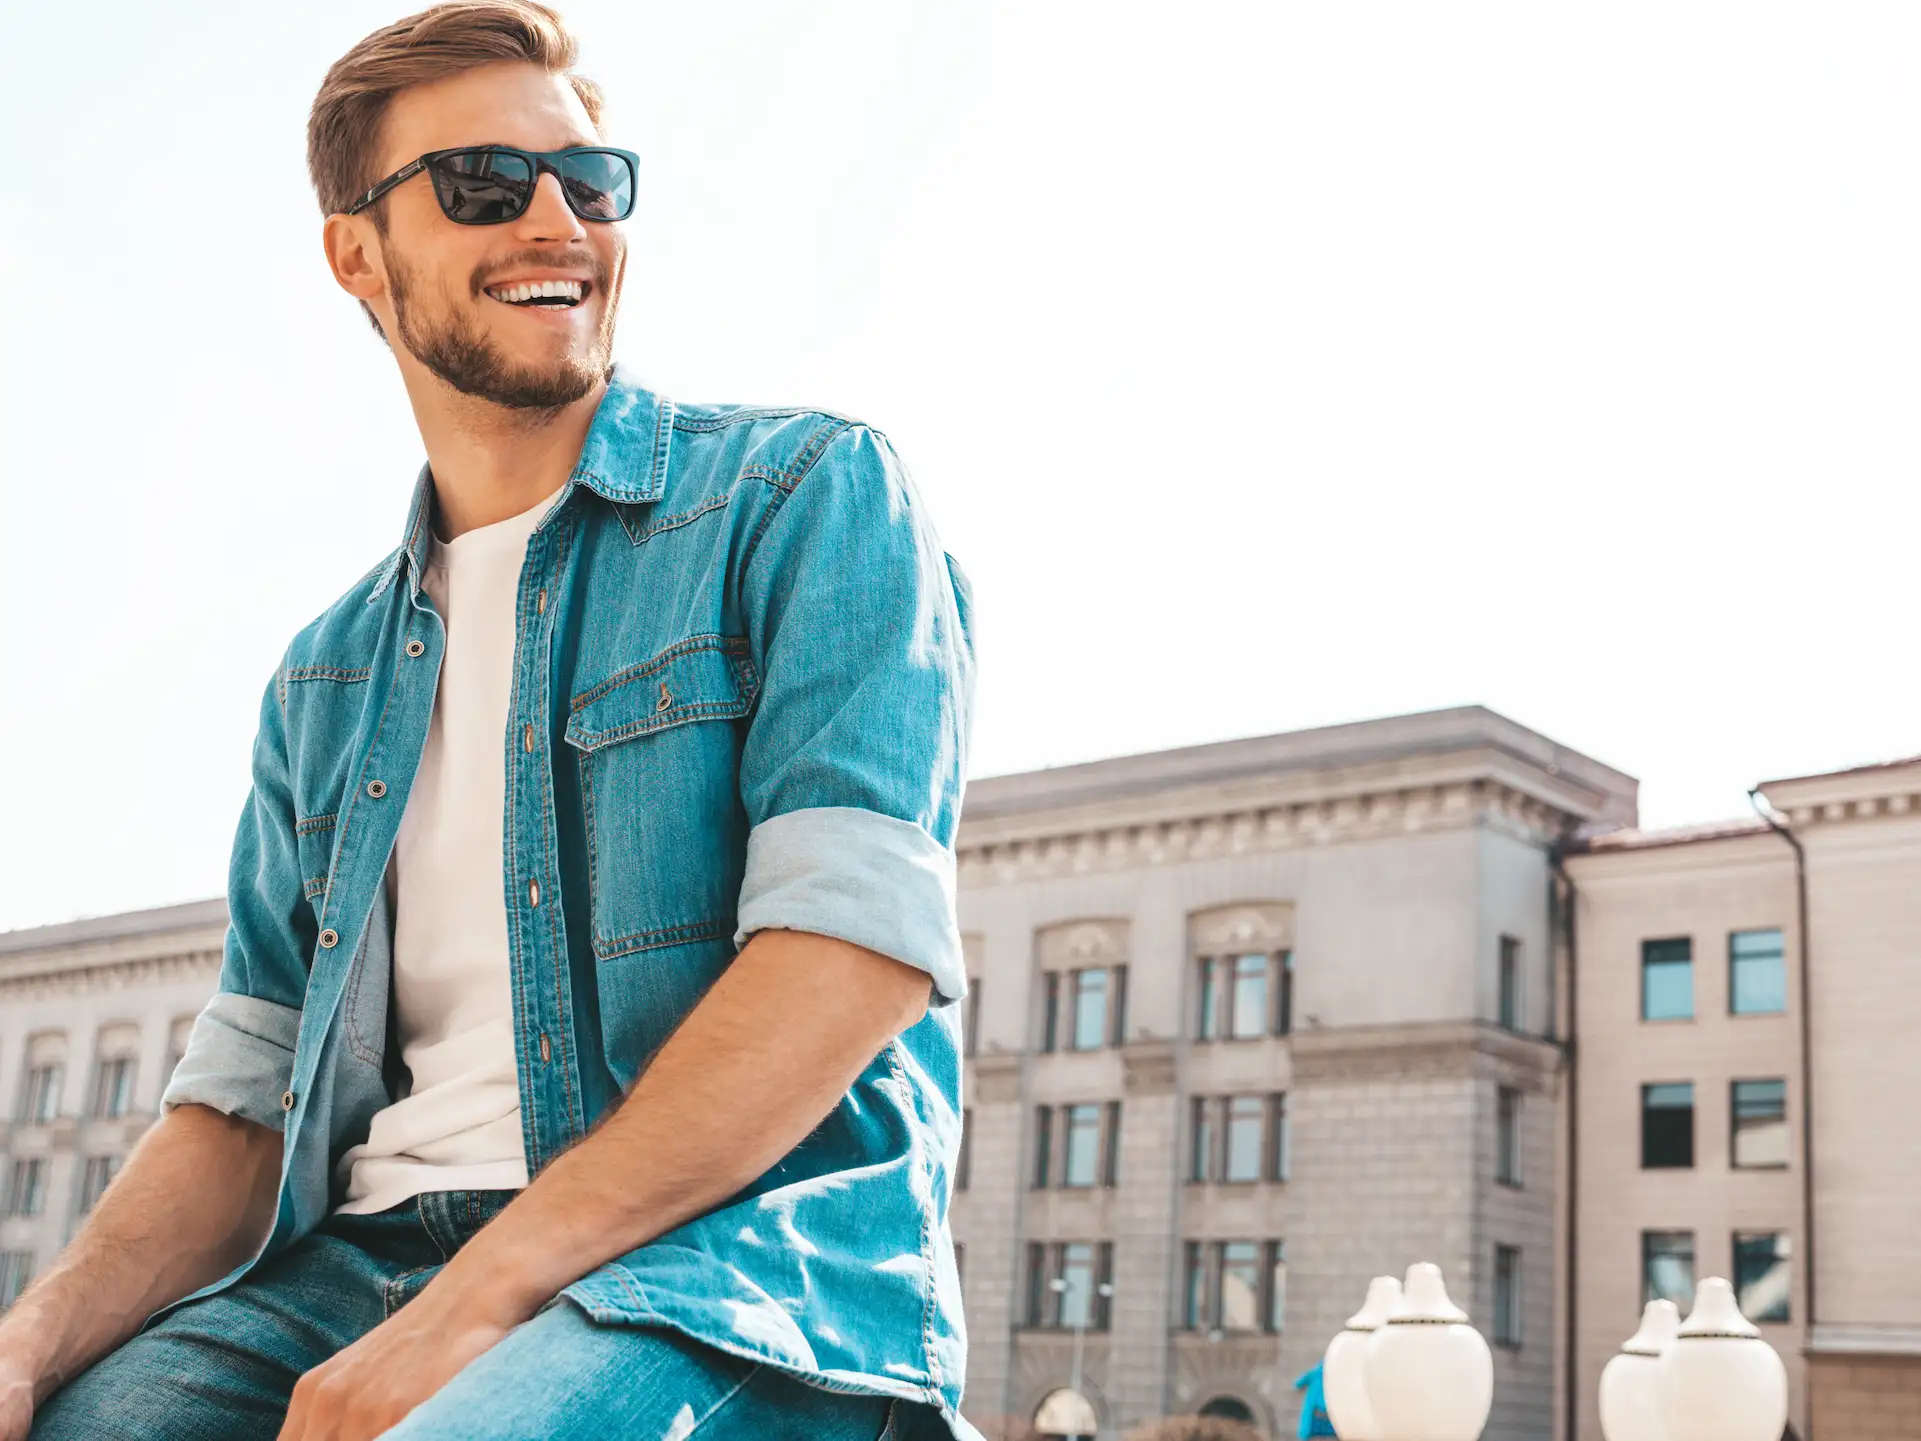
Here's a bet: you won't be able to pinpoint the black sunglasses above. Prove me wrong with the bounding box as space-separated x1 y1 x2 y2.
345 145 639 225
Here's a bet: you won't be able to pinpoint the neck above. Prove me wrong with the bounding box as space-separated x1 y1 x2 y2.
401 363 608 541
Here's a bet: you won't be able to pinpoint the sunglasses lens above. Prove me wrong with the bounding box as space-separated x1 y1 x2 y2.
558 150 635 221
431 150 535 223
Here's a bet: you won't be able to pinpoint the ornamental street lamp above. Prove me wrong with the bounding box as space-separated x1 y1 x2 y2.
1601 1278 1788 1441
1048 1275 1114 1440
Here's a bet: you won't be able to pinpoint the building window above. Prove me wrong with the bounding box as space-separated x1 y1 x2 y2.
1190 1097 1214 1183
1045 966 1127 1052
77 1155 120 1214
1642 1083 1695 1168
1196 952 1292 1041
1031 1106 1053 1188
1268 1093 1291 1183
92 1056 135 1120
1041 972 1060 1053
1729 930 1787 1016
1493 1245 1522 1347
4 1159 46 1218
1070 969 1109 1050
1027 1241 1114 1330
1641 938 1694 1021
1182 1240 1286 1333
1102 1100 1122 1187
956 1109 971 1192
1498 935 1522 1030
1734 1232 1791 1323
0 1252 32 1309
1224 1096 1265 1183
19 1064 61 1125
1063 1104 1103 1187
1731 1079 1789 1170
1497 1087 1522 1186
1643 1231 1696 1310
965 978 981 1058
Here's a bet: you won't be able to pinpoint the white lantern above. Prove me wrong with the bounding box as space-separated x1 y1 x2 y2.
1655 1278 1787 1441
1598 1300 1678 1441
1363 1263 1493 1441
1324 1275 1402 1441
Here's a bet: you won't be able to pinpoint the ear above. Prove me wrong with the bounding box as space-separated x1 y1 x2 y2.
322 212 386 303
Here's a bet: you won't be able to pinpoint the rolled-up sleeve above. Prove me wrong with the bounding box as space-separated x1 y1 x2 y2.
160 662 313 1130
733 423 977 1006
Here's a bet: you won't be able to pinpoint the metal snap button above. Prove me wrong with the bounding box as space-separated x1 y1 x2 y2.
405 639 425 658
281 1090 295 1112
318 928 339 949
656 683 673 712
367 779 387 799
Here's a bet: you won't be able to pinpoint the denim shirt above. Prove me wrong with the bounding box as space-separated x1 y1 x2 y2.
157 366 980 1436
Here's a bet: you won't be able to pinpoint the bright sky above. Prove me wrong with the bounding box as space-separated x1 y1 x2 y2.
3 3 1918 934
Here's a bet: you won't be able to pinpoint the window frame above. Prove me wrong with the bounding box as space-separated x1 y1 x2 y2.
1640 937 1695 1022
1498 934 1522 1031
1496 1085 1523 1187
1493 1244 1522 1348
1642 1229 1697 1310
1732 1230 1792 1324
1640 1081 1696 1170
1062 1103 1103 1188
1730 1078 1789 1171
1728 928 1788 1017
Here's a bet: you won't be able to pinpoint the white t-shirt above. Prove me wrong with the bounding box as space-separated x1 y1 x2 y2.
335 482 565 1216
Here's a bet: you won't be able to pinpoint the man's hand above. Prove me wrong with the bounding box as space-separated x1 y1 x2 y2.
0 1353 36 1441
275 1286 518 1441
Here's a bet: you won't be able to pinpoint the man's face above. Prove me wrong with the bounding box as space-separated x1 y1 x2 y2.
353 61 625 411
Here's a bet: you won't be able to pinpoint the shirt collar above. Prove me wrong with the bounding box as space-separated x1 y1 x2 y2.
369 362 676 604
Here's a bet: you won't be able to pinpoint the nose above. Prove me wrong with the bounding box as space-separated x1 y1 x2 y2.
514 168 585 243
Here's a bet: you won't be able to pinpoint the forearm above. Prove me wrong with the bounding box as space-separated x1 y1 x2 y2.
432 928 929 1323
0 1102 281 1403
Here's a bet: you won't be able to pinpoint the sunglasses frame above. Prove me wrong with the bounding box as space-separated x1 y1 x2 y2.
344 144 640 224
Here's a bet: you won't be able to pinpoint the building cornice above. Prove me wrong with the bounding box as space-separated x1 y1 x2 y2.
1758 758 1921 828
0 949 222 999
958 775 1582 887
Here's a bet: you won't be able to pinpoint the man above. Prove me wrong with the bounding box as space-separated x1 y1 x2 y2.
0 4 976 1438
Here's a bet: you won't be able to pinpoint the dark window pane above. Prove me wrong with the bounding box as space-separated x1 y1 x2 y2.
1734 1232 1792 1323
1642 1083 1695 1168
1041 972 1060 1052
1225 1096 1264 1182
1064 1104 1101 1187
1095 1242 1115 1330
1497 1087 1522 1185
1220 1241 1260 1331
1032 1107 1052 1188
1183 1241 1204 1329
1071 969 1108 1051
965 978 980 1057
1229 954 1267 1039
1499 936 1522 1030
1111 965 1129 1046
1276 951 1294 1036
1642 939 1694 1021
1266 1240 1287 1333
1494 1245 1522 1346
957 1109 971 1192
1267 1093 1290 1183
1732 1079 1789 1169
1025 1243 1046 1325
1197 958 1217 1040
1643 1230 1695 1310
1190 1097 1213 1182
1103 1101 1121 1186
1730 930 1787 1016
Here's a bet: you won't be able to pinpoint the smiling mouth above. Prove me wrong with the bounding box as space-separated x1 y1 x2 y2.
484 279 592 309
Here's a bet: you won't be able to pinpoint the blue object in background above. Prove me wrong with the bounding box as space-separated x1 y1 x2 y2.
1293 1361 1338 1438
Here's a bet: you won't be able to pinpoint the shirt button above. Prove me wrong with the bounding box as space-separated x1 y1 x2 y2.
405 639 425 658
318 928 339 949
281 1090 296 1112
367 779 387 798
528 879 541 907
536 589 547 613
523 723 535 753
539 1032 552 1064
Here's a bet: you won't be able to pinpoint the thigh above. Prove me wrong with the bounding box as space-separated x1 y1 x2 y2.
386 1299 897 1441
29 1223 395 1441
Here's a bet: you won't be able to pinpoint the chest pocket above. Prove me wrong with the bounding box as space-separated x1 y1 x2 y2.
564 635 759 962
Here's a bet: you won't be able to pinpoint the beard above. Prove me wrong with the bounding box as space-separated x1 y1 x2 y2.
385 243 617 413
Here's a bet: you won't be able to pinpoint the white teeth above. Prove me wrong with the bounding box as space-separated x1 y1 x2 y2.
488 279 585 304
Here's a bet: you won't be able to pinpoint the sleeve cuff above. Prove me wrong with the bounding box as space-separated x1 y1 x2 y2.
735 805 968 1008
160 991 302 1132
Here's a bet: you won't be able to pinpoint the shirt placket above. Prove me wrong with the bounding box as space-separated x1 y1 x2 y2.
507 504 585 1171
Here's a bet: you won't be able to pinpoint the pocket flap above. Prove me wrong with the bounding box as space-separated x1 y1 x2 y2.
565 635 758 751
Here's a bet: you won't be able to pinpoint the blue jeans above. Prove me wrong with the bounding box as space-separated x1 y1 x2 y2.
31 1190 915 1440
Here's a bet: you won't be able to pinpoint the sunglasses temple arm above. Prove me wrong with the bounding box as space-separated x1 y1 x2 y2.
348 157 428 216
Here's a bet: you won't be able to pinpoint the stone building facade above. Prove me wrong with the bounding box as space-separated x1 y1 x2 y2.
1 709 1915 1441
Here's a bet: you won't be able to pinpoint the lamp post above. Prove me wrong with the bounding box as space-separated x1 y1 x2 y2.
1598 1278 1787 1441
1048 1275 1113 1440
